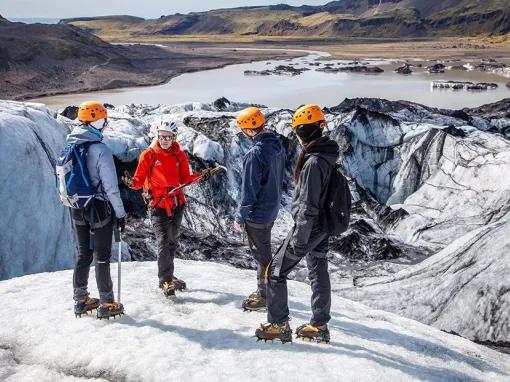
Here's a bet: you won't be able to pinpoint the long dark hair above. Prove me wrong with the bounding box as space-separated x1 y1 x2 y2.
293 145 308 184
293 123 323 183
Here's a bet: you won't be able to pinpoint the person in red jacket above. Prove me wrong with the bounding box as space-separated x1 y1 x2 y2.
123 120 211 299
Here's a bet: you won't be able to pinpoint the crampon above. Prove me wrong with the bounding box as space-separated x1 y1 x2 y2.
172 276 187 292
160 281 176 300
242 291 266 312
295 323 330 344
74 297 99 318
96 302 124 320
255 322 292 344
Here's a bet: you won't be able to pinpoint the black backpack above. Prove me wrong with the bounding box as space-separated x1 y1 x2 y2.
319 163 352 235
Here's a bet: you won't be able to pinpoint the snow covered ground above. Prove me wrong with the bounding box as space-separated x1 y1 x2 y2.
0 260 509 382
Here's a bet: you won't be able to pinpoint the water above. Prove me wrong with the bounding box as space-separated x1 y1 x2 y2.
9 18 61 24
33 51 510 110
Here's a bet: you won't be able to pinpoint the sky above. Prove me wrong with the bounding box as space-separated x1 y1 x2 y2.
2 0 330 19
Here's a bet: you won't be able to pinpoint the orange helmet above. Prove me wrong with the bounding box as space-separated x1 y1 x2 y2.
292 104 325 128
77 101 108 123
237 107 265 129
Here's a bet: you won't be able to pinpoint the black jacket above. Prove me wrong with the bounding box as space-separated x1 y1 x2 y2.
292 136 339 254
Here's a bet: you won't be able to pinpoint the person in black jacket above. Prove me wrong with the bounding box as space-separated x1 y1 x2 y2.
255 104 339 344
235 107 285 311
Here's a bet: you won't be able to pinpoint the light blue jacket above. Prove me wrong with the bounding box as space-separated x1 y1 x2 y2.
67 126 126 219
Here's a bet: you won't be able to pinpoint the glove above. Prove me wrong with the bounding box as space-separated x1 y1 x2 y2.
121 170 134 188
201 168 213 181
117 217 126 233
234 222 245 232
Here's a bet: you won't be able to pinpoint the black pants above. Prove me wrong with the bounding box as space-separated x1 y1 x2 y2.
73 216 114 303
245 221 274 300
266 230 331 326
151 205 184 286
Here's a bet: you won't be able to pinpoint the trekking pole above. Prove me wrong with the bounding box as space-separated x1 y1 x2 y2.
114 224 122 304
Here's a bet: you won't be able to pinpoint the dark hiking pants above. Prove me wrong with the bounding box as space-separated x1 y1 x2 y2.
245 221 274 300
266 229 331 326
151 205 184 286
73 216 114 303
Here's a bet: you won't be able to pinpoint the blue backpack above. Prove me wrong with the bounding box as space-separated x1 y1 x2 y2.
56 142 97 209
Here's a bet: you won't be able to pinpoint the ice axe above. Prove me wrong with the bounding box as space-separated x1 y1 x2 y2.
167 164 227 195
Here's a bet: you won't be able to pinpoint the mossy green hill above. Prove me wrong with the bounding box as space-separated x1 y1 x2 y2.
61 0 510 39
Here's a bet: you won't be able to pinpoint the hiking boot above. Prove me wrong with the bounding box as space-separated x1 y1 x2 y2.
96 302 124 320
295 323 330 344
172 276 187 291
74 297 99 317
255 322 292 343
160 281 176 300
242 291 266 312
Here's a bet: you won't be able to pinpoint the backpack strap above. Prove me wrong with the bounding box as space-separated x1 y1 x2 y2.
313 154 336 209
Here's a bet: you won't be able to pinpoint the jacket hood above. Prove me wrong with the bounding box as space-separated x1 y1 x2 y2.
304 136 339 166
254 130 283 157
67 126 103 145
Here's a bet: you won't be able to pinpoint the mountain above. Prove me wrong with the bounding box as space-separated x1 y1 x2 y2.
0 22 278 101
0 22 178 99
61 0 510 39
0 15 9 24
0 259 509 380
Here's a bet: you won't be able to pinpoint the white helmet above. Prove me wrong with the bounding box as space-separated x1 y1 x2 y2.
158 120 178 135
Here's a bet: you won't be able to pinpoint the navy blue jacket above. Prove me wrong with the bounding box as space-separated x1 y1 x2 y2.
235 131 285 225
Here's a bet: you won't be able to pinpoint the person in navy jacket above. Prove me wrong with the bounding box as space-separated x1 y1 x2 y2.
235 107 285 311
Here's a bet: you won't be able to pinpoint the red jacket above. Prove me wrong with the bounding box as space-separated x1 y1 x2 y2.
132 142 200 216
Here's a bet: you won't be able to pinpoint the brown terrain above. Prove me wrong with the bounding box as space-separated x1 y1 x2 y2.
1 0 510 100
62 0 510 40
0 19 302 100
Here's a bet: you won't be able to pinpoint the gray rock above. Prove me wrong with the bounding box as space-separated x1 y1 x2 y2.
340 216 510 343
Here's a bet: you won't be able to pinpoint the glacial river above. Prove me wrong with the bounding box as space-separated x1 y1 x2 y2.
33 49 509 110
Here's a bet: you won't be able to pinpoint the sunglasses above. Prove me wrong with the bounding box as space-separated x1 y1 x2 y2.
158 134 176 141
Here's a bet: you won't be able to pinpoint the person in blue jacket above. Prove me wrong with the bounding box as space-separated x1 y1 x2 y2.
235 107 285 311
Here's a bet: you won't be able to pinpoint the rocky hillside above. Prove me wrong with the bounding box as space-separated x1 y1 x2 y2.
0 22 179 99
62 0 510 39
0 21 295 100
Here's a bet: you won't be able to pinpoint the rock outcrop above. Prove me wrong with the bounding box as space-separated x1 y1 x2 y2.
316 66 384 74
395 63 412 75
427 63 446 73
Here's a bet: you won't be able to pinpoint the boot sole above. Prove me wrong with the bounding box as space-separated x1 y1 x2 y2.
256 337 292 344
296 334 330 344
243 306 267 312
97 312 125 320
74 307 99 318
